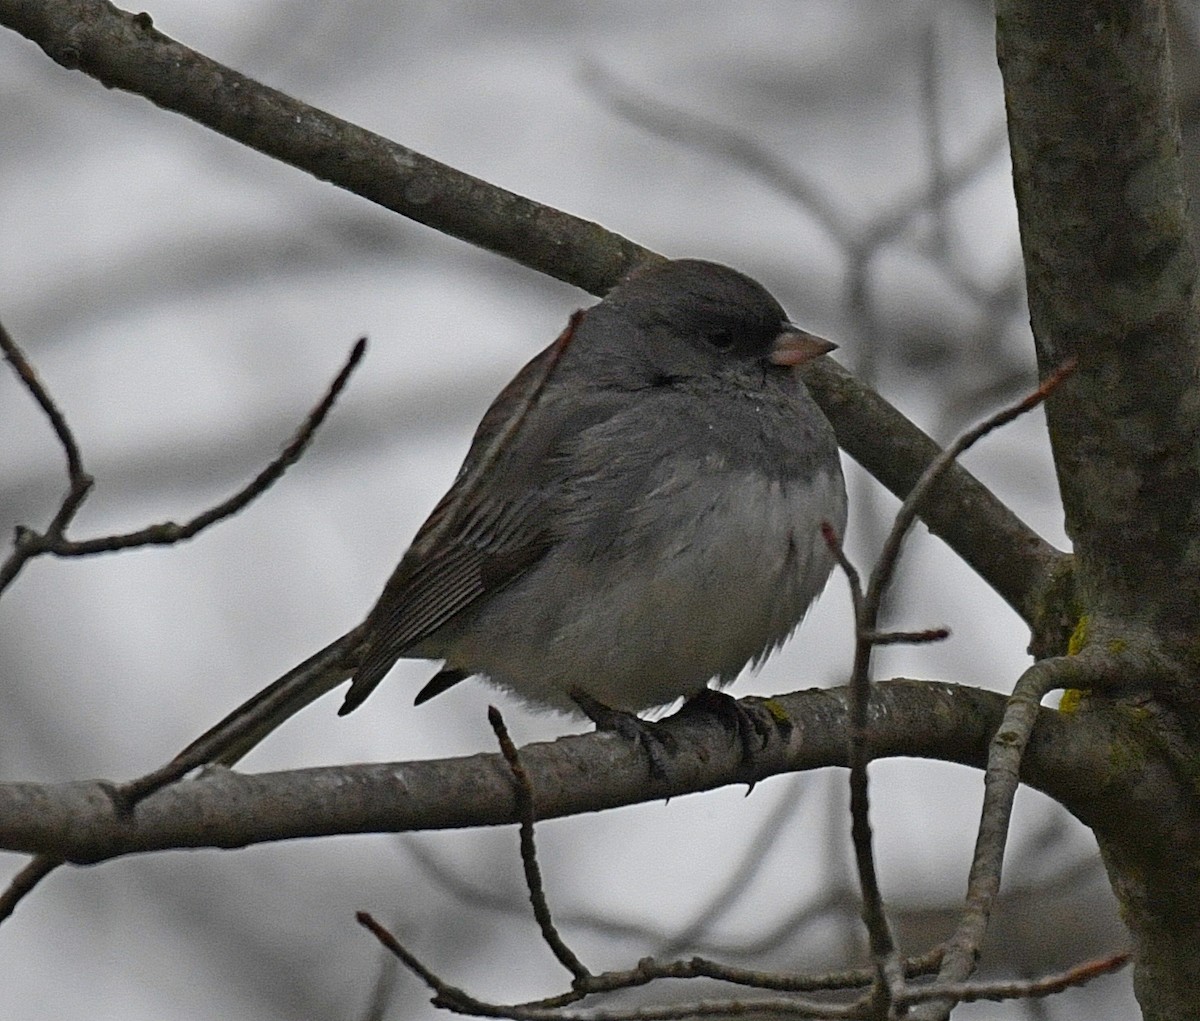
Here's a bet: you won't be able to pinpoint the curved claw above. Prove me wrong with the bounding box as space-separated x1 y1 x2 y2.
570 689 676 780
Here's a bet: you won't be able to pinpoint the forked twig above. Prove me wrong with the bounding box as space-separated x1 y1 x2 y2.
2 333 366 597
866 356 1078 616
35 338 366 557
821 357 1080 1016
821 523 906 1011
0 321 92 593
360 713 947 1018
1 337 369 835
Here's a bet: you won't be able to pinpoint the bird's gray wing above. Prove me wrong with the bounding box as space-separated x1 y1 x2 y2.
341 329 629 714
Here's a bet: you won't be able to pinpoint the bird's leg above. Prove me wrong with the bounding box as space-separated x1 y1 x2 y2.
570 688 676 780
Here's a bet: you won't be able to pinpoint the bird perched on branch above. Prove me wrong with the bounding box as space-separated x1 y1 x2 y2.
184 258 846 771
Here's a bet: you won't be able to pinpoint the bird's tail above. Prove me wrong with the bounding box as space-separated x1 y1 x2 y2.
174 624 369 768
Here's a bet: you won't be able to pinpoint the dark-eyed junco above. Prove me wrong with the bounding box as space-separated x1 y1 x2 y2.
188 258 846 766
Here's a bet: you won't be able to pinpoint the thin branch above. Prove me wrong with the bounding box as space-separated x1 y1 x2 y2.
818 360 1080 1017
865 356 1077 623
0 855 60 924
4 337 369 813
0 321 84 478
897 950 1130 1007
649 950 943 995
34 337 367 558
821 524 904 1014
0 0 651 296
860 628 949 646
906 654 1100 1021
389 917 903 1021
0 680 1099 863
0 321 93 594
356 912 500 1016
488 706 592 985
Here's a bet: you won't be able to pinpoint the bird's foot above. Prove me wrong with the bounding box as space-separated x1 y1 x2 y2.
678 688 792 767
570 688 676 780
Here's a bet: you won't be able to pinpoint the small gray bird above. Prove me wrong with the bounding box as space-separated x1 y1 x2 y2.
186 258 846 766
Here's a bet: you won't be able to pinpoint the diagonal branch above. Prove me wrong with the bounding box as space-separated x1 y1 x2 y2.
0 0 651 296
804 357 1070 639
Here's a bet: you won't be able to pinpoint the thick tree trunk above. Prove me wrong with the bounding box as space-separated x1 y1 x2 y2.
997 2 1200 1017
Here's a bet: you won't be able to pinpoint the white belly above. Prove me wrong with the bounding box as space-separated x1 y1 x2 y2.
438 466 846 714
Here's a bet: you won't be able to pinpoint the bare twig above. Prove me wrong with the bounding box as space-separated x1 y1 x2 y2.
898 949 1130 1008
356 912 499 1016
852 360 1084 1021
818 359 1080 1016
488 706 592 985
820 523 905 1013
358 710 961 1019
4 333 364 613
43 340 370 811
860 628 949 646
907 653 1104 1021
866 356 1078 618
647 950 943 995
0 321 92 594
30 338 367 558
0 321 84 479
0 855 61 925
359 906 876 1019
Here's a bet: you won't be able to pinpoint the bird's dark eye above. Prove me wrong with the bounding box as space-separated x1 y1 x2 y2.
710 330 736 351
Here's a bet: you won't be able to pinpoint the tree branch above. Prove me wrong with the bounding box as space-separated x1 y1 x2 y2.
0 0 651 296
0 680 1185 867
804 358 1070 644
